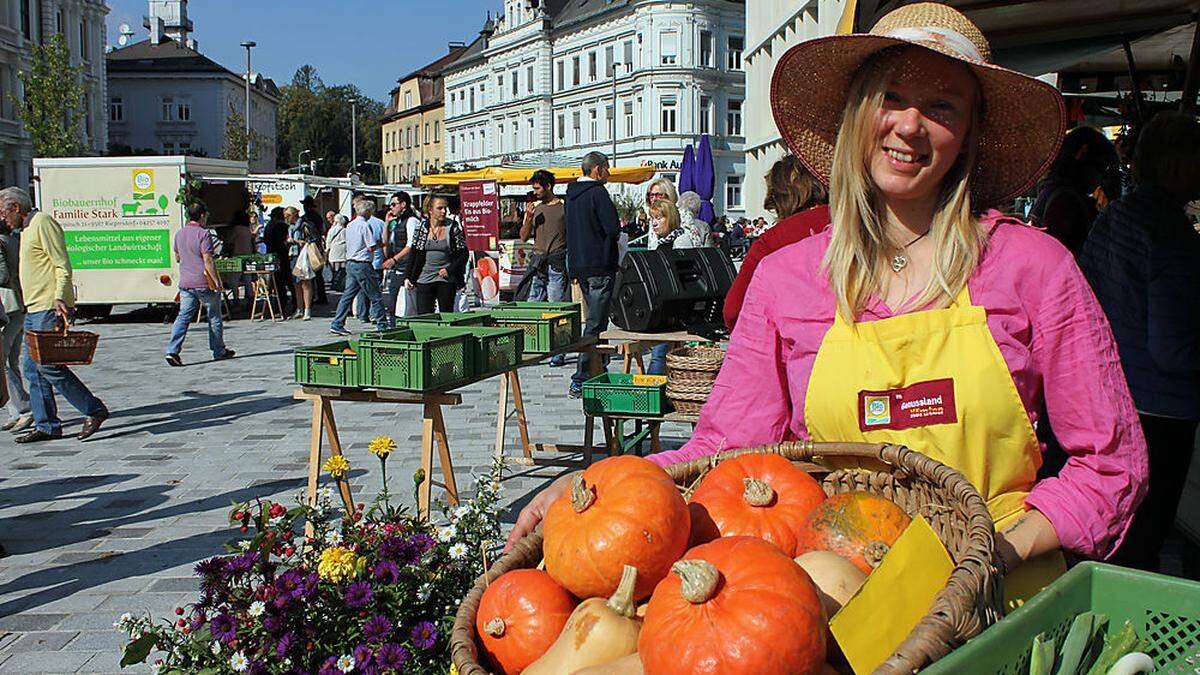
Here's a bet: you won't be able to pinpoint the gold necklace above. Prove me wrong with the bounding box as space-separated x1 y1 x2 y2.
890 230 931 273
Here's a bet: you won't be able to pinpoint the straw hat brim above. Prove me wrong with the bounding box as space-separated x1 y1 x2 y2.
770 34 1066 207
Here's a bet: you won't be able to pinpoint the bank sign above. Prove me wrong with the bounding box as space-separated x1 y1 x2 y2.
45 166 179 270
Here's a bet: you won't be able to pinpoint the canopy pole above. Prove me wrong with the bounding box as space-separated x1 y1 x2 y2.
1122 38 1146 126
1179 17 1200 114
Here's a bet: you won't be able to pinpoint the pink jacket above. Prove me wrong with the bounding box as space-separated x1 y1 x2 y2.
651 212 1148 559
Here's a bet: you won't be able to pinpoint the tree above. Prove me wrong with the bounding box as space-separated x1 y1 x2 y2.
222 107 262 164
275 65 384 176
13 33 86 157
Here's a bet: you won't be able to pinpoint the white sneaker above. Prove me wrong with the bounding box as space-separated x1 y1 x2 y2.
302 310 311 321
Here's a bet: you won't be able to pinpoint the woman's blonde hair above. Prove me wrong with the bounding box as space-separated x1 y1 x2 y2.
648 199 681 233
823 48 985 320
645 177 679 206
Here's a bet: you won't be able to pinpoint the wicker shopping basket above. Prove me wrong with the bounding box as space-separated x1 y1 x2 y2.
25 321 99 366
451 441 1001 675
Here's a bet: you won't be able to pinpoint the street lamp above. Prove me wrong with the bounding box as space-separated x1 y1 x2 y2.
358 161 384 184
298 149 312 174
240 41 256 166
349 97 359 171
610 61 623 167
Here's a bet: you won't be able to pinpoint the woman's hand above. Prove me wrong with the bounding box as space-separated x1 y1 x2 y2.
404 279 414 289
504 471 578 551
382 257 396 270
437 268 449 279
994 509 1060 574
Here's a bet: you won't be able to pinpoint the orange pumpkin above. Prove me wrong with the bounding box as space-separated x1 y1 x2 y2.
475 569 578 674
688 453 826 555
795 491 911 573
640 537 826 674
542 456 690 600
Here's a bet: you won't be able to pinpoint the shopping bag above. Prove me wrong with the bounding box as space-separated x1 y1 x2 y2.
306 242 326 271
293 246 314 280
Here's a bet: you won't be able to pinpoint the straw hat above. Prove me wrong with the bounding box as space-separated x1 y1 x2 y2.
770 2 1066 207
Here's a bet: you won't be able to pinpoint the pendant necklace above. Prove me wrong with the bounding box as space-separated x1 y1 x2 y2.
890 230 931 273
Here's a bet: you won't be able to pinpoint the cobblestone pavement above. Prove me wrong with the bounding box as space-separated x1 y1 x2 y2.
0 303 692 673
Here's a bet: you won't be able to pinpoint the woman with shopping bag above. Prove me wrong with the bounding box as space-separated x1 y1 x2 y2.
286 206 324 321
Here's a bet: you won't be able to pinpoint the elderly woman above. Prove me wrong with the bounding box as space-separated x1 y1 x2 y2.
676 191 714 247
643 177 679 248
507 3 1148 607
645 199 704 374
325 213 349 291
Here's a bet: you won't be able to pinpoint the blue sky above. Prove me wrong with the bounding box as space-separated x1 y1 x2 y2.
104 0 497 101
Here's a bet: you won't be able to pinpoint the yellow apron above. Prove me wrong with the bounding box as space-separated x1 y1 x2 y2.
803 286 1063 608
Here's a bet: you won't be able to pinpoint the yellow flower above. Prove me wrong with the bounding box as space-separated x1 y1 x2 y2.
449 664 459 675
317 546 359 583
368 436 396 460
322 455 350 479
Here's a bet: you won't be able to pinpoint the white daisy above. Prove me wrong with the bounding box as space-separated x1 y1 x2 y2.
452 505 471 520
336 654 356 672
437 525 457 543
113 612 132 629
247 601 265 617
448 542 469 559
229 651 249 672
211 641 221 655
325 530 342 545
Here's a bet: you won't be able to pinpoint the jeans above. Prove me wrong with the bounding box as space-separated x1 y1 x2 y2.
355 268 384 320
22 310 107 435
166 288 228 358
415 282 456 314
572 275 614 386
648 343 670 375
332 261 390 332
527 258 569 303
1 310 29 419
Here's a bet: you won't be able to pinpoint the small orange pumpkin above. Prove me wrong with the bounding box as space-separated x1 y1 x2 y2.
795 491 911 573
688 453 826 555
475 569 578 674
542 456 690 600
640 536 827 674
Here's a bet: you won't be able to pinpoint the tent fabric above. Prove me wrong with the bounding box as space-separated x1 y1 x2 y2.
419 165 656 186
694 134 716 224
679 145 696 194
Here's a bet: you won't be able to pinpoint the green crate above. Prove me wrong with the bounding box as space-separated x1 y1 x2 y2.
489 308 580 353
494 301 581 313
400 312 494 327
214 257 243 274
358 325 473 391
465 326 524 377
581 373 669 416
294 341 361 388
926 562 1200 674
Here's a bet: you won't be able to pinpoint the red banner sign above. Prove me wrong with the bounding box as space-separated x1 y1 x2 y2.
458 179 500 252
857 378 958 432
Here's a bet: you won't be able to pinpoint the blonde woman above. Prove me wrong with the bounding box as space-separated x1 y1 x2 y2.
507 3 1147 605
643 176 678 248
645 198 700 374
285 206 318 320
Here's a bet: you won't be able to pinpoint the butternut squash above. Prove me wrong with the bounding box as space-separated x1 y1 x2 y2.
571 653 644 674
794 551 867 619
523 565 642 675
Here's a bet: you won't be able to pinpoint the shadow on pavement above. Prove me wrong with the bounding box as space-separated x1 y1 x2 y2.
95 389 299 438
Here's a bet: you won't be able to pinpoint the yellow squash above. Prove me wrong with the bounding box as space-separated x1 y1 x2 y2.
523 565 642 675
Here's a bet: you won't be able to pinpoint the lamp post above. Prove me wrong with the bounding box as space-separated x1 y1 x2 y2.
239 41 256 166
298 149 312 174
610 61 623 166
350 99 358 172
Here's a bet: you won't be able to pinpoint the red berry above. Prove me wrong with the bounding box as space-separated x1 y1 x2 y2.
181 626 190 634
240 526 248 533
234 511 244 520
174 607 183 615
356 502 364 510
284 546 295 556
266 532 275 539
176 618 186 627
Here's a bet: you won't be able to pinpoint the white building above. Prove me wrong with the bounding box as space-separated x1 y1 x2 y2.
105 0 279 171
443 0 747 217
0 0 109 188
744 0 846 220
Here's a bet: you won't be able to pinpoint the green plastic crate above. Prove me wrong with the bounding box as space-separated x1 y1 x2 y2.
214 257 243 274
926 562 1200 674
358 325 473 391
465 326 524 377
494 301 581 313
489 308 580 353
294 341 360 388
400 312 494 327
581 373 669 416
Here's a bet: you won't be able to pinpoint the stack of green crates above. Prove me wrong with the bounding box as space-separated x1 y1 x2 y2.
488 308 580 353
494 301 580 312
581 373 669 416
358 325 473 391
214 257 243 274
400 312 494 327
465 326 524 377
295 340 361 387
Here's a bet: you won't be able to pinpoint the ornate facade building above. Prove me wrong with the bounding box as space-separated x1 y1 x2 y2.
381 44 467 184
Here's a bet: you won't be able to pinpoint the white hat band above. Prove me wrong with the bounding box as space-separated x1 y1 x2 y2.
883 26 985 62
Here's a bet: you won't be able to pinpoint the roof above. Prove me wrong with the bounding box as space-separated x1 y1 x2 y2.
107 37 280 97
445 32 489 71
550 0 629 29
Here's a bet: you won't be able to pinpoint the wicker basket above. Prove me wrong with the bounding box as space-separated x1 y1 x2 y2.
451 441 1001 675
664 380 712 415
664 344 724 383
25 324 99 366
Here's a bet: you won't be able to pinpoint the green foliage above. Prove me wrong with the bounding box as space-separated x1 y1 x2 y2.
222 107 263 164
13 33 85 158
275 64 384 176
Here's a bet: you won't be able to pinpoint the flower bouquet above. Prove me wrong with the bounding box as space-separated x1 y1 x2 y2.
118 437 504 674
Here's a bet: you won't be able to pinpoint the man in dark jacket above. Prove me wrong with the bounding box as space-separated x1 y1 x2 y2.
565 151 618 398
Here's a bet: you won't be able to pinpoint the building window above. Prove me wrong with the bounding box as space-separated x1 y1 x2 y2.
160 97 174 121
469 88 475 112
699 95 711 134
556 113 565 141
623 40 633 72
556 60 564 91
480 129 486 155
425 122 430 144
727 99 743 135
450 134 456 155
660 96 677 133
497 74 504 100
605 104 614 141
572 110 581 144
528 117 535 147
660 31 678 66
571 56 580 86
434 121 440 141
55 9 62 33
727 36 744 70
605 45 615 77
624 101 633 136
512 121 519 150
588 109 597 140
407 127 413 147
726 176 742 208
700 30 713 67
109 96 123 122
20 0 31 40
162 142 176 155
79 19 88 60
526 65 534 93
404 91 412 109
498 124 505 152
176 99 191 121
588 51 597 82
511 70 518 97
179 141 191 154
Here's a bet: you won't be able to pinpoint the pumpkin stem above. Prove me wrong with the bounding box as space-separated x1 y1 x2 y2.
570 474 595 513
483 617 506 637
865 540 890 568
606 565 639 618
742 477 775 507
672 559 720 604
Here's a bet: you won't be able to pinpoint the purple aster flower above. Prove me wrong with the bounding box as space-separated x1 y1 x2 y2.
409 533 435 554
210 612 238 644
344 581 374 608
353 643 373 665
372 560 401 584
262 612 284 635
275 632 298 659
226 551 260 575
376 643 410 669
194 556 227 581
295 572 319 598
274 569 303 595
317 656 343 675
361 615 392 642
378 536 408 560
410 621 437 650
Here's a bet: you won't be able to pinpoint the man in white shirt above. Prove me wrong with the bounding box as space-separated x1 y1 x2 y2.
330 199 390 335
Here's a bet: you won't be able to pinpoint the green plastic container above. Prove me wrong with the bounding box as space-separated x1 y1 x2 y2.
494 301 581 313
214 257 243 274
926 562 1200 674
358 325 473 391
489 308 580 353
466 326 524 377
581 373 669 416
294 341 361 388
400 312 493 327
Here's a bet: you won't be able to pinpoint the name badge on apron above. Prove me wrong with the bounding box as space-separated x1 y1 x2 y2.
858 378 957 432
